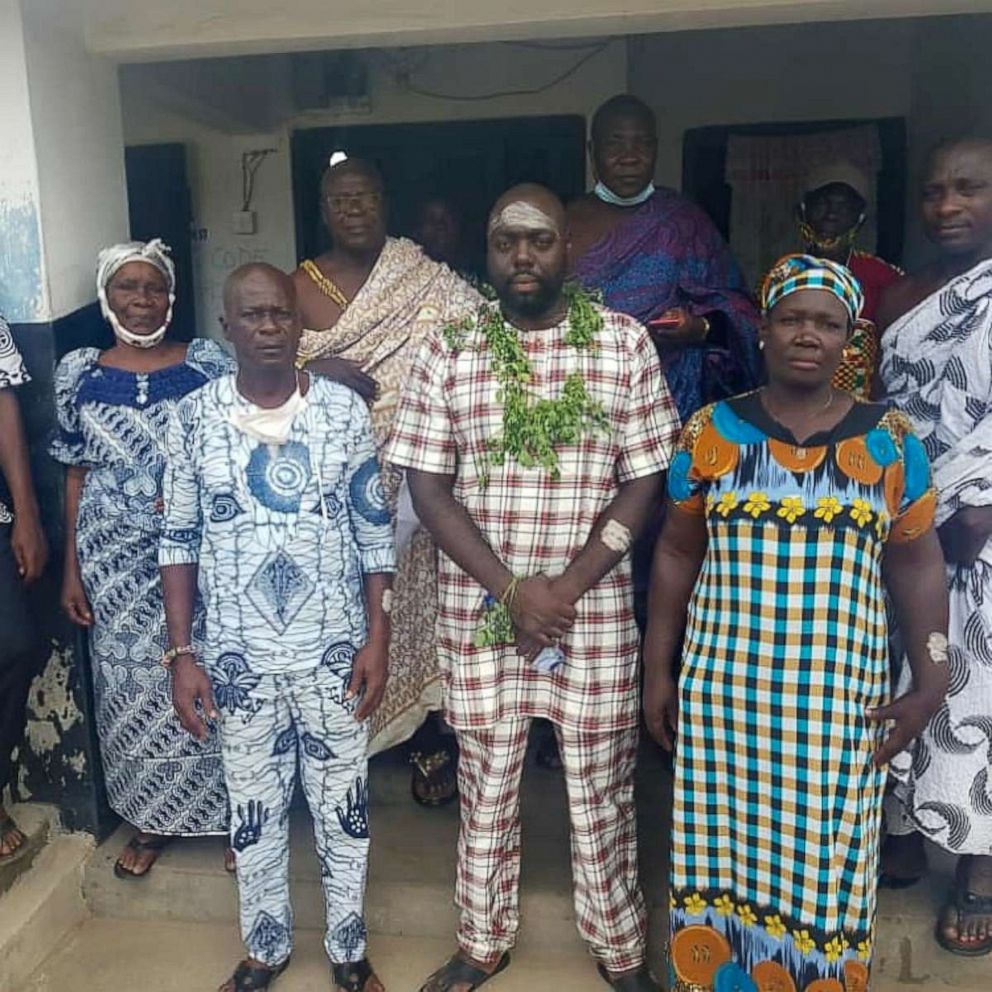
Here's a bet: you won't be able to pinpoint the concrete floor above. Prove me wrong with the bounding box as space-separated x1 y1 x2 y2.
13 738 992 991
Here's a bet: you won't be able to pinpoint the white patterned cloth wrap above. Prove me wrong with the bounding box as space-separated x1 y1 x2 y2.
882 257 992 855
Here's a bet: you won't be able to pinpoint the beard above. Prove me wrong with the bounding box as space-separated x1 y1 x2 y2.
499 275 563 320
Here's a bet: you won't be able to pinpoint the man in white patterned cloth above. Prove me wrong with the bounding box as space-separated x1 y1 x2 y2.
386 184 680 992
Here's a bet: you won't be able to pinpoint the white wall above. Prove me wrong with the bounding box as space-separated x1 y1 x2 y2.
121 39 627 337
0 0 45 322
22 8 129 320
629 20 916 188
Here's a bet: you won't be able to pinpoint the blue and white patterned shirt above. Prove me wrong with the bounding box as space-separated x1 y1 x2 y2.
160 375 396 677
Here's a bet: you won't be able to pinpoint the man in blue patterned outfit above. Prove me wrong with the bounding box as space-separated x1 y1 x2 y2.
160 263 395 992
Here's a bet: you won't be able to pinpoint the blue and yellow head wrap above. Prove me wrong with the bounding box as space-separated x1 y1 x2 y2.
760 253 864 325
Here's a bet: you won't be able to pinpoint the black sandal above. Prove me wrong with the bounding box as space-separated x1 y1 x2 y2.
935 887 992 957
219 957 290 991
0 812 26 859
418 952 510 991
113 833 173 879
411 746 458 807
596 964 662 991
332 958 382 991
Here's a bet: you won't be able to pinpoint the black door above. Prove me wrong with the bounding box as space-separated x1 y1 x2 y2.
124 143 196 341
291 116 586 278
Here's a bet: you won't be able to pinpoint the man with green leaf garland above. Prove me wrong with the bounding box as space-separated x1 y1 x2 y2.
386 184 678 992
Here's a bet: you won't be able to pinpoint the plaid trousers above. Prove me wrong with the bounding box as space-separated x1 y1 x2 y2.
454 717 645 972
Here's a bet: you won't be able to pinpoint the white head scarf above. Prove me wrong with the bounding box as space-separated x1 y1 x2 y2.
96 238 176 348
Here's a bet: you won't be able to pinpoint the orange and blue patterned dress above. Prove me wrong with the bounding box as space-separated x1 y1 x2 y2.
666 392 935 992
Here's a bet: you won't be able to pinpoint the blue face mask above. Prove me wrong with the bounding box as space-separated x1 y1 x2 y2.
593 181 655 208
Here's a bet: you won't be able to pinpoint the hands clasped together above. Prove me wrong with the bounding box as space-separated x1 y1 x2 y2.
507 574 577 664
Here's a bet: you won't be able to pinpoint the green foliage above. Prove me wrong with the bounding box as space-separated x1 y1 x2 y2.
476 284 608 484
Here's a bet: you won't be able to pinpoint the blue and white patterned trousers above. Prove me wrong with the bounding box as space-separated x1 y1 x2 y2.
214 663 370 967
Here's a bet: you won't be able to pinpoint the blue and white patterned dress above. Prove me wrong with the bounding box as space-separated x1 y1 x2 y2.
51 338 233 835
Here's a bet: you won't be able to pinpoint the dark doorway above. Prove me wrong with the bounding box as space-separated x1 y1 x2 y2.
682 117 907 270
125 143 196 340
290 116 586 278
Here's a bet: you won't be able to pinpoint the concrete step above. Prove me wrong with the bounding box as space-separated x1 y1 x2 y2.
0 804 56 898
82 745 625 948
15 915 992 992
16 918 613 992
0 818 94 992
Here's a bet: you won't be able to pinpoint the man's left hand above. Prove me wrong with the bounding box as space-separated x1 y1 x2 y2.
649 308 710 348
348 640 389 721
11 512 48 584
938 506 992 566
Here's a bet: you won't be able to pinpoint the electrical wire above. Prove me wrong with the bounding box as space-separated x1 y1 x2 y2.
241 148 277 211
400 42 608 103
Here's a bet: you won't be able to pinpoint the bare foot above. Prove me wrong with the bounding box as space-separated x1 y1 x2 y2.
938 855 992 952
0 806 26 858
224 846 236 873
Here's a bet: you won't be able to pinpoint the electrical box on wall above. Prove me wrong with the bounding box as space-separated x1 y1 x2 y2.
232 210 257 235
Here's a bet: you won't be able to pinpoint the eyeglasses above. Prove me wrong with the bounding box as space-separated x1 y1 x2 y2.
325 192 382 215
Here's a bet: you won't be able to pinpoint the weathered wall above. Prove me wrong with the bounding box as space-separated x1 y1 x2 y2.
628 19 916 189
120 39 627 337
1 0 128 834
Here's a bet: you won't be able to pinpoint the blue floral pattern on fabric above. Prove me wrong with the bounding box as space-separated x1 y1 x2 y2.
212 652 262 716
245 551 316 634
271 725 297 756
330 913 368 961
246 441 312 513
247 911 291 963
46 338 233 836
301 732 336 761
348 455 390 525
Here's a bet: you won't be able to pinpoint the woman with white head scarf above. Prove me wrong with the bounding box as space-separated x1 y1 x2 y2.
51 239 234 878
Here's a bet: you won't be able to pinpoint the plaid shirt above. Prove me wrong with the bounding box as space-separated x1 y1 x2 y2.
385 304 679 731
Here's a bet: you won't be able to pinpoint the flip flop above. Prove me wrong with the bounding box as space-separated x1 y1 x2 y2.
332 958 384 991
596 963 662 991
219 957 291 991
113 833 173 880
935 887 992 957
418 952 510 991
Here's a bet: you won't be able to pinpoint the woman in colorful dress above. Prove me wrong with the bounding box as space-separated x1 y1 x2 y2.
53 240 232 878
643 255 949 991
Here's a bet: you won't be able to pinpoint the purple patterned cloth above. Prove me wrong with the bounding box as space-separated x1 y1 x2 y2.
572 188 760 422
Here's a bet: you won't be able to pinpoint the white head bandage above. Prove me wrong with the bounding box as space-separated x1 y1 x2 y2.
96 238 176 349
601 519 632 553
488 201 559 238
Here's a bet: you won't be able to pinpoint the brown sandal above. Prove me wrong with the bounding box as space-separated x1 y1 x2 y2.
113 833 172 879
418 952 510 991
